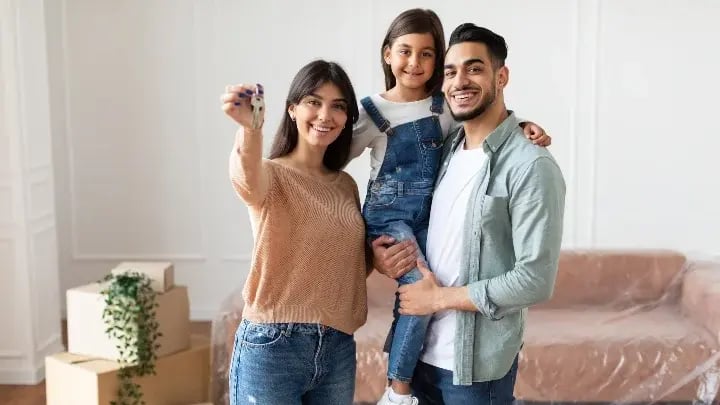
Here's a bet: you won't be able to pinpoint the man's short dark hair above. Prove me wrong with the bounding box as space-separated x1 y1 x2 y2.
448 23 508 69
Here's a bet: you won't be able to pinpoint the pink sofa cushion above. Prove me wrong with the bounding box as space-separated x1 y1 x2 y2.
538 250 687 309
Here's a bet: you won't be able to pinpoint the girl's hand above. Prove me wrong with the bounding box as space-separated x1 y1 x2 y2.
221 83 264 129
522 121 552 147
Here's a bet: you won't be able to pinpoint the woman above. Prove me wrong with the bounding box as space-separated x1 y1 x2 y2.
221 60 371 404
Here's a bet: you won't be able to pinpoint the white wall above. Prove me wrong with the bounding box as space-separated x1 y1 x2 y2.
0 0 64 384
46 0 720 320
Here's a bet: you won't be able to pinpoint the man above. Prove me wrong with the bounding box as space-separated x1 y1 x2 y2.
374 23 566 403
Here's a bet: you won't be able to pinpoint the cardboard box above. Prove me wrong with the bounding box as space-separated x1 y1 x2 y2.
46 336 210 405
111 261 175 292
67 283 190 361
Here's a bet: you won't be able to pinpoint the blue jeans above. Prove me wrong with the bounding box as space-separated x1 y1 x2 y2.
228 319 356 405
368 221 432 383
410 356 519 404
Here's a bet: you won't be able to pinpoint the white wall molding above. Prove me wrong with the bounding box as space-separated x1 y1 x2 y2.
67 200 209 262
35 333 65 362
72 253 207 262
0 365 46 385
221 255 252 262
25 164 51 177
0 351 25 359
27 170 53 220
0 185 13 226
28 213 56 234
34 333 62 355
569 0 601 247
0 0 63 385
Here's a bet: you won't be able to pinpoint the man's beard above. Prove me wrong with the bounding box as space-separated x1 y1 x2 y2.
449 83 496 122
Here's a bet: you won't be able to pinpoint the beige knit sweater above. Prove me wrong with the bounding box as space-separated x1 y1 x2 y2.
229 131 368 334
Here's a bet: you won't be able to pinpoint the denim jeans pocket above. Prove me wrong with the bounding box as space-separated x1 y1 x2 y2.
366 191 396 208
365 182 397 209
239 320 285 348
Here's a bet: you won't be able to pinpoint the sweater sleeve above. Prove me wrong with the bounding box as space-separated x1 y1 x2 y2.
229 128 271 206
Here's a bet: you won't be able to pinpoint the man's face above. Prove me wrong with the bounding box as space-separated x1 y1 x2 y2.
442 42 507 122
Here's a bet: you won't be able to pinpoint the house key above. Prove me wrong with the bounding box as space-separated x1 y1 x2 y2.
250 84 264 129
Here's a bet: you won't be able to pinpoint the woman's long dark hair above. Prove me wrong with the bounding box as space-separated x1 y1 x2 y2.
269 60 359 171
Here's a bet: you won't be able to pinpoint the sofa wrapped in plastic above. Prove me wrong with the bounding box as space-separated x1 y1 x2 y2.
210 250 720 404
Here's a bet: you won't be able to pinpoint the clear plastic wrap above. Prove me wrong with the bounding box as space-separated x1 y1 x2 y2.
209 285 245 405
211 251 720 404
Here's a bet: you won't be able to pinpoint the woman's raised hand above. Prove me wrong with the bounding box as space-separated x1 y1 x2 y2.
221 83 264 129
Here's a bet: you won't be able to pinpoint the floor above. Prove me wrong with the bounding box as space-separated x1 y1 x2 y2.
0 321 211 405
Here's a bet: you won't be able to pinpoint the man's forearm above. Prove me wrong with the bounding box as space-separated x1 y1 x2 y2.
437 286 479 312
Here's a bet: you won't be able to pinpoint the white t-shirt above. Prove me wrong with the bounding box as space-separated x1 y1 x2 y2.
420 141 488 370
349 94 460 180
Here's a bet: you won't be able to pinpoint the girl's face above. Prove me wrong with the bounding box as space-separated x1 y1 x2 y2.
288 82 349 150
384 32 436 92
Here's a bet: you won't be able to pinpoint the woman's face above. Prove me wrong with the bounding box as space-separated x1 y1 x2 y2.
289 82 349 150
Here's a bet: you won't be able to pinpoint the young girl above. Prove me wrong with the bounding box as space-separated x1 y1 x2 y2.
347 9 551 405
223 60 370 404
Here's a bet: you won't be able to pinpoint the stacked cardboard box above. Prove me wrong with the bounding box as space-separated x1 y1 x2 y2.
46 262 210 405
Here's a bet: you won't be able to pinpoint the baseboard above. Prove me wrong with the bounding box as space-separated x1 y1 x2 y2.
0 337 64 384
0 365 45 385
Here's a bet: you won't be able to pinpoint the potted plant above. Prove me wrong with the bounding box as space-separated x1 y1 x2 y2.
100 271 162 405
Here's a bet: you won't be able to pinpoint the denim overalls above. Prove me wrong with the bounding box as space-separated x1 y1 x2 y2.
361 93 445 382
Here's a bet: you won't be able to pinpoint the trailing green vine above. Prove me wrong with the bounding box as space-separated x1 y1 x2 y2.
100 272 162 405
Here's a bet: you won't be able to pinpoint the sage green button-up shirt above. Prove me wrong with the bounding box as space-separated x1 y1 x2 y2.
433 112 566 385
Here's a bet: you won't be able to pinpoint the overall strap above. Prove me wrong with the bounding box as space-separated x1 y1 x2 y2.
360 96 395 136
430 92 444 115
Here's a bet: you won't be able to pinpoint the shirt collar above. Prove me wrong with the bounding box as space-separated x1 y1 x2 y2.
484 111 520 153
449 110 520 156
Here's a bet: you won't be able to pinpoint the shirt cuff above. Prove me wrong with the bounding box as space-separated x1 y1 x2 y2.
468 280 503 321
